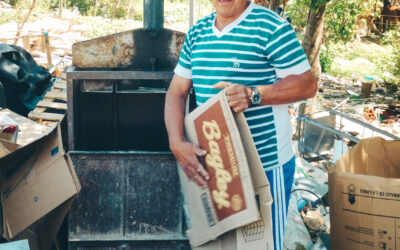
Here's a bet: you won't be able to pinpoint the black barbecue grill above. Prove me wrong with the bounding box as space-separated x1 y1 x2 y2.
67 1 194 248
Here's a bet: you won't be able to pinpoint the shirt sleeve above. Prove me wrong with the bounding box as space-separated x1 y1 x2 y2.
265 22 311 79
174 31 193 79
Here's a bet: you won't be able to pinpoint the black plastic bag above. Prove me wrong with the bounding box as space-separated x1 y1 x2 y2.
0 43 52 116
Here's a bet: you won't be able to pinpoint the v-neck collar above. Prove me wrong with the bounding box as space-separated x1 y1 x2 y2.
212 2 255 38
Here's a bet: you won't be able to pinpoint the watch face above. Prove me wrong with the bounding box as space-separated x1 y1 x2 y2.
251 88 262 105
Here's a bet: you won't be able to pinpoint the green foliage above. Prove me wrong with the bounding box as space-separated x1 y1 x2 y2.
319 44 333 72
324 0 362 42
286 0 383 43
324 0 382 42
310 0 330 10
76 15 133 38
0 0 57 25
285 0 310 29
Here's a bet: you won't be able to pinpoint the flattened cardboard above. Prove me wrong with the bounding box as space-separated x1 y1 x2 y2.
329 137 400 250
0 124 80 249
181 90 273 248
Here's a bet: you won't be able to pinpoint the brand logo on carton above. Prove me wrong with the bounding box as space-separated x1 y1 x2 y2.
194 101 246 221
348 184 356 205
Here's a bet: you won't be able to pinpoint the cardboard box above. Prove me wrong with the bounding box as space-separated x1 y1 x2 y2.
329 137 400 250
181 90 273 248
0 113 18 143
193 186 274 250
0 124 81 250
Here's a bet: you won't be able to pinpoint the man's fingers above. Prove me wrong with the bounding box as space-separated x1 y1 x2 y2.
214 81 232 89
181 162 209 188
196 164 210 181
182 165 196 180
192 175 208 189
193 146 207 156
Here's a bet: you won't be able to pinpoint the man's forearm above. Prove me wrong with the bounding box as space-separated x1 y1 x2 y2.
165 90 187 150
258 71 317 105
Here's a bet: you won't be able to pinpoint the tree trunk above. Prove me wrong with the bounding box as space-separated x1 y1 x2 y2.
299 3 327 114
14 0 36 45
94 0 98 16
269 0 281 12
59 0 62 17
111 0 121 22
126 0 133 19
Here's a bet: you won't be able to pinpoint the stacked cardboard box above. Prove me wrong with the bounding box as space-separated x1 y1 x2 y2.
0 109 80 250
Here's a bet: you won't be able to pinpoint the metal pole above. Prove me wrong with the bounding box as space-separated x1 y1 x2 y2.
189 0 194 28
143 0 164 30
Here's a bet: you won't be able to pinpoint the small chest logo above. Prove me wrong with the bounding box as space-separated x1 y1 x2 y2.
232 57 240 69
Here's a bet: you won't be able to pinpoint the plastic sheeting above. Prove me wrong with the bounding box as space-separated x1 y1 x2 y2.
292 158 328 204
0 43 51 116
283 192 314 250
0 239 30 250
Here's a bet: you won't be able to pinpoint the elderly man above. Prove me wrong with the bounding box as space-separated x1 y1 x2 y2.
164 0 317 249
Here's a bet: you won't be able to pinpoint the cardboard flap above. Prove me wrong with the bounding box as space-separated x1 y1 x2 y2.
233 111 269 190
65 154 81 193
0 124 58 170
2 157 78 239
0 139 19 158
336 137 400 178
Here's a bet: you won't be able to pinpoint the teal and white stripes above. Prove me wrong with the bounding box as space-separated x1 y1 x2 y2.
175 2 310 171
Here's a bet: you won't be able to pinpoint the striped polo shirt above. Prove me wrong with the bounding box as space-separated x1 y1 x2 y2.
175 2 310 171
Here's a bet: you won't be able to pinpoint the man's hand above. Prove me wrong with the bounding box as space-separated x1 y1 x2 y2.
214 81 252 113
170 141 209 189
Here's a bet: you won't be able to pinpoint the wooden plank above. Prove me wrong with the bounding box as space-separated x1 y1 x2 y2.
28 111 65 121
53 82 66 90
44 31 52 67
22 35 30 53
36 100 67 110
45 90 67 101
40 33 45 52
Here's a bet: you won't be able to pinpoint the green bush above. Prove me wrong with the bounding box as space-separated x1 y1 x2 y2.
285 0 310 30
319 44 333 72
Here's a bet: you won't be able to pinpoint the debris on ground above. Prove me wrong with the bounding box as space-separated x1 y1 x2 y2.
301 210 324 232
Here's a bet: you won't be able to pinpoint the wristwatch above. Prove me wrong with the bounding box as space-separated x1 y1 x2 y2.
250 86 262 105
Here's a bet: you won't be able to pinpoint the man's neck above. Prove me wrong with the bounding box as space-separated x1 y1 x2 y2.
215 1 250 31
215 17 233 30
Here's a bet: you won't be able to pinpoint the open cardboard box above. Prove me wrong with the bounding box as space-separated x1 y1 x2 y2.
329 137 400 250
0 120 81 250
181 91 274 249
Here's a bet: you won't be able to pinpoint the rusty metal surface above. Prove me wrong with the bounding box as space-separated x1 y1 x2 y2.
68 152 187 242
72 29 185 70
